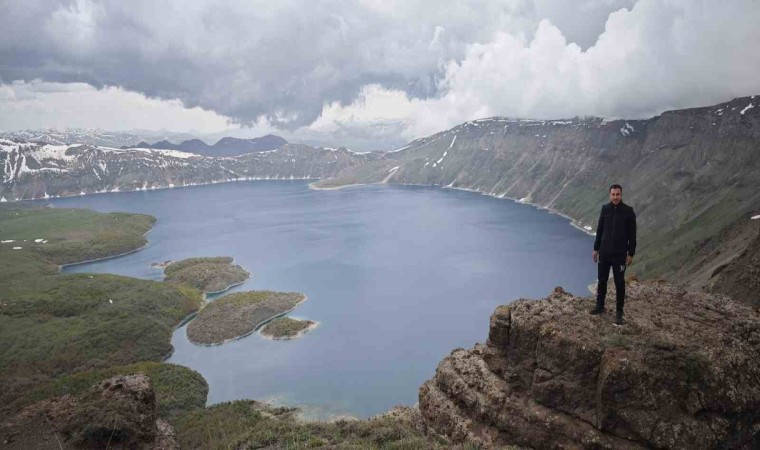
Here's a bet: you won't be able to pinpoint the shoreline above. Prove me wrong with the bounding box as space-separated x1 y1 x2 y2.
313 180 596 237
21 174 594 238
58 228 153 273
259 320 320 341
308 182 365 191
185 295 309 347
162 257 251 301
13 177 322 204
202 277 249 299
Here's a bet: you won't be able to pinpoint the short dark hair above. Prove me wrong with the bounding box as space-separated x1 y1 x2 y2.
609 184 623 192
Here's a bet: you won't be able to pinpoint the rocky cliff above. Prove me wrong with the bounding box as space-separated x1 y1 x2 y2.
316 95 760 285
419 283 760 449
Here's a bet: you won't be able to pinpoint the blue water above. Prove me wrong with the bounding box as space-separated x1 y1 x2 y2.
46 181 596 419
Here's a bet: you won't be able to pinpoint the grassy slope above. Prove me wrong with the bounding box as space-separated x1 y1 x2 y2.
173 401 468 449
12 361 208 419
0 205 202 406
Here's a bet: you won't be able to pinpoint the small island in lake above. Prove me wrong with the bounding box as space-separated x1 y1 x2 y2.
260 317 318 340
164 256 249 294
187 290 306 345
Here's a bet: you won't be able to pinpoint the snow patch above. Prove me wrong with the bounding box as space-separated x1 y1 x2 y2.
448 135 457 149
12 247 22 250
1 240 14 243
739 103 754 115
620 122 634 136
752 214 760 220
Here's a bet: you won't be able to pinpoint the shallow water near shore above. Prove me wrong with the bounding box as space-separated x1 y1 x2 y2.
42 181 595 419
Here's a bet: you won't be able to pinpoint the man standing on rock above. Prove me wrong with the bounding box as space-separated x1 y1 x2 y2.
590 184 637 325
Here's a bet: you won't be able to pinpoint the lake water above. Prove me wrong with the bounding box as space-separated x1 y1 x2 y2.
48 181 596 419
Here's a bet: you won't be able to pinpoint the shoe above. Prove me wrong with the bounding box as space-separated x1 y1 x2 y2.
614 313 625 325
589 307 605 315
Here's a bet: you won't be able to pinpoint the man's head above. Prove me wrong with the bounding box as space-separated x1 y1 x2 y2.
609 184 623 205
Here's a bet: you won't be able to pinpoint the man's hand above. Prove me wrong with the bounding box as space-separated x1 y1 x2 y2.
593 251 599 263
626 254 633 266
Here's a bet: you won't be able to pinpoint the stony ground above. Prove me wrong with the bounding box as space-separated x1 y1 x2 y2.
419 281 760 449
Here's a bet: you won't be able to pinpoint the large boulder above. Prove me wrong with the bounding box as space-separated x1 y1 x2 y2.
419 282 760 449
0 373 179 449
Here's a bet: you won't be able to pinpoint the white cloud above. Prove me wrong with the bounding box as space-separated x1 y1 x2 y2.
0 80 231 133
313 0 760 139
0 0 630 130
1 0 758 147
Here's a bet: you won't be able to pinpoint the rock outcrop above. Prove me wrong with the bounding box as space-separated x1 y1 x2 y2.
0 374 179 449
419 283 760 449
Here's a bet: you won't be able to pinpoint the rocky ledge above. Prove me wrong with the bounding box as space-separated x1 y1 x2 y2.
419 282 760 449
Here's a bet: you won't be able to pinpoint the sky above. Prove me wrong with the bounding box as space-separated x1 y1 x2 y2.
1 0 759 150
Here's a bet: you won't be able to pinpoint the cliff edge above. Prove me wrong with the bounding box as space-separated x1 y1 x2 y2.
419 283 760 449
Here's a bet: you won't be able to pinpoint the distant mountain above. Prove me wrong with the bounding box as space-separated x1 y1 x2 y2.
209 135 287 156
0 140 374 202
0 128 198 149
0 128 142 148
3 96 760 301
123 134 288 156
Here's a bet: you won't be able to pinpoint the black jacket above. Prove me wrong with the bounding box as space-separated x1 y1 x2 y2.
593 202 637 257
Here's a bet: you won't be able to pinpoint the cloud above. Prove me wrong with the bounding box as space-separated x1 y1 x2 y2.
1 0 758 145
0 0 630 131
314 0 760 139
0 80 231 133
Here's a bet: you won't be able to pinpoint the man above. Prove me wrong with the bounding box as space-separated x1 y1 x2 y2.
590 184 636 325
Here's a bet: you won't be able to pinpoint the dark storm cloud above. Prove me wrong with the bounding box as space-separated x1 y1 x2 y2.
0 0 630 129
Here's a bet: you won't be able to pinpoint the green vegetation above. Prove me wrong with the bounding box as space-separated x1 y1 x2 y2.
14 361 207 419
164 256 250 294
173 400 461 449
187 291 306 345
261 316 317 340
0 205 201 407
0 206 154 265
681 351 709 385
602 334 633 349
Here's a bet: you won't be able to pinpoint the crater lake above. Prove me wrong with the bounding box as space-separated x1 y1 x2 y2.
42 181 596 419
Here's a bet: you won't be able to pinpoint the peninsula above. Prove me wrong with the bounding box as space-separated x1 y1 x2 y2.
164 256 249 295
186 291 306 345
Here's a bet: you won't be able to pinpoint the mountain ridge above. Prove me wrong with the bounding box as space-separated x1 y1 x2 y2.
2 95 759 294
314 95 760 298
121 134 288 157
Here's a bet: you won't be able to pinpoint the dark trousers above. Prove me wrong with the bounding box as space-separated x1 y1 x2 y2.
596 253 626 313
